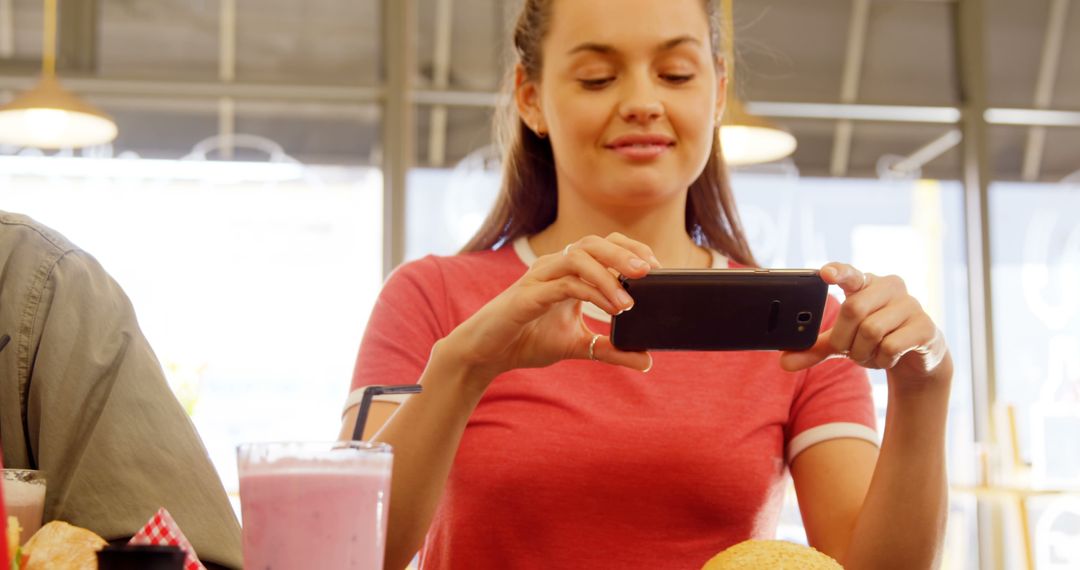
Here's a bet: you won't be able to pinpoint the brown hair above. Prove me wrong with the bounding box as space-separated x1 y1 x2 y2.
461 0 757 267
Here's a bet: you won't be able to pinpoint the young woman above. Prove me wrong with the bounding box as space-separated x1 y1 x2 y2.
340 1 953 568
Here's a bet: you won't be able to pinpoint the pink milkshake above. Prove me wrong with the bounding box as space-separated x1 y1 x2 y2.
238 442 392 570
1 470 46 545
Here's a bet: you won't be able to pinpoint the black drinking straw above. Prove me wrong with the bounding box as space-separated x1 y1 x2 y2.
0 334 10 354
352 384 422 441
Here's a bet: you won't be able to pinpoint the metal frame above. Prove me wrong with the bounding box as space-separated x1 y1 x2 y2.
381 0 415 275
989 107 1080 127
884 128 963 176
1021 0 1070 181
2 71 1078 127
57 0 97 73
427 0 455 166
956 0 997 470
0 0 14 108
0 75 384 102
5 73 1079 129
218 0 236 160
0 0 12 59
954 1 1001 568
830 0 871 176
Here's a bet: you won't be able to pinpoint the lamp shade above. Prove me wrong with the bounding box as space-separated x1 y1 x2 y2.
720 97 797 166
0 75 118 149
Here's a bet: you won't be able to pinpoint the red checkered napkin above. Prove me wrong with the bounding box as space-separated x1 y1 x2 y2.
128 508 206 570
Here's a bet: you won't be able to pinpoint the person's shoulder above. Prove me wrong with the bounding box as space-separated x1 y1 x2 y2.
374 248 519 320
392 246 521 282
0 210 81 259
0 212 119 299
436 246 521 274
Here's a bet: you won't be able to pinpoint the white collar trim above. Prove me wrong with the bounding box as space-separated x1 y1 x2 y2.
511 236 729 323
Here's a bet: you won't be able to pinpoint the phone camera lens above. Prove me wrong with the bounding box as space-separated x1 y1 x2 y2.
797 311 813 323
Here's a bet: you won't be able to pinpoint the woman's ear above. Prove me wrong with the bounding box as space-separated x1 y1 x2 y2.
514 64 547 136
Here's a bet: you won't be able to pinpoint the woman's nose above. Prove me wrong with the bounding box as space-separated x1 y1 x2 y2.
618 76 664 124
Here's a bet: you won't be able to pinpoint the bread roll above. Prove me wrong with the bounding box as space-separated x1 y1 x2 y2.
22 521 107 570
703 539 843 569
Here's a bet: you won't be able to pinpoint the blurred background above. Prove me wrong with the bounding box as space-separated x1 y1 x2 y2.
1 0 1078 568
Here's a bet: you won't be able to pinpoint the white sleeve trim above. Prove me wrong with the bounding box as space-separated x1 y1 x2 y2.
787 422 880 463
342 388 408 417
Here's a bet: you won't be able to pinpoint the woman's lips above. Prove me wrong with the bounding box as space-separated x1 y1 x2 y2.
605 134 676 161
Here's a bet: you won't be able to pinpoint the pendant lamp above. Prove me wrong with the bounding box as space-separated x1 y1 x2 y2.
719 0 796 165
0 0 118 149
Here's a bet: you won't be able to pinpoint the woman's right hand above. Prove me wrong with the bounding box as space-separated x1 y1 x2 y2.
441 233 658 383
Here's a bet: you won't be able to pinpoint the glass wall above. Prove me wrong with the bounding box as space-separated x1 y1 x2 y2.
990 181 1080 569
0 156 383 501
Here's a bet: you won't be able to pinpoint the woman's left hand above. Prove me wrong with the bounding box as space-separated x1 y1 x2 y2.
779 262 950 380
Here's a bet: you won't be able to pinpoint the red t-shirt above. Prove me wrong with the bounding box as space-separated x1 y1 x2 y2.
348 238 877 569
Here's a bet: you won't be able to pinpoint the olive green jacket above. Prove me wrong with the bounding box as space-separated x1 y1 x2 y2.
0 211 241 569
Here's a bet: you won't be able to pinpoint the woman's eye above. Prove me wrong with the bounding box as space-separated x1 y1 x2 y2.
662 74 695 84
579 77 614 89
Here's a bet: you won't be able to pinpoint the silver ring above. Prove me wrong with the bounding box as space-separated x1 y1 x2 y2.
562 243 574 257
588 334 601 361
861 273 872 289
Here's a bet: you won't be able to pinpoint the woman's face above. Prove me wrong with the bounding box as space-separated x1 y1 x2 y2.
519 0 724 210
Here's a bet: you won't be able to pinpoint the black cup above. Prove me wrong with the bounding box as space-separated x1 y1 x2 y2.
96 544 186 570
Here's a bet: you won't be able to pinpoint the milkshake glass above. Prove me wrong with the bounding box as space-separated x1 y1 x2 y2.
238 441 392 570
1 470 45 545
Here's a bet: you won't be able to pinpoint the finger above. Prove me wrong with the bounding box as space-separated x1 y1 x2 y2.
872 315 939 370
573 235 653 277
827 279 894 357
779 330 836 372
847 300 914 366
604 232 662 269
587 335 653 372
535 248 634 311
530 275 622 315
820 263 871 296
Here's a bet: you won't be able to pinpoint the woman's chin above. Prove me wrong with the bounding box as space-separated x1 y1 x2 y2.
598 180 691 207
641 168 695 187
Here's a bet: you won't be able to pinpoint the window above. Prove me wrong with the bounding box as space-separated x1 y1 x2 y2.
991 180 1080 569
0 155 383 496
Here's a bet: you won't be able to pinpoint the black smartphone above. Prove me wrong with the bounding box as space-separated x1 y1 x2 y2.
609 269 828 351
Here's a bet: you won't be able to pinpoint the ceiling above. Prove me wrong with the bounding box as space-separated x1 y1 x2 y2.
0 0 1078 181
